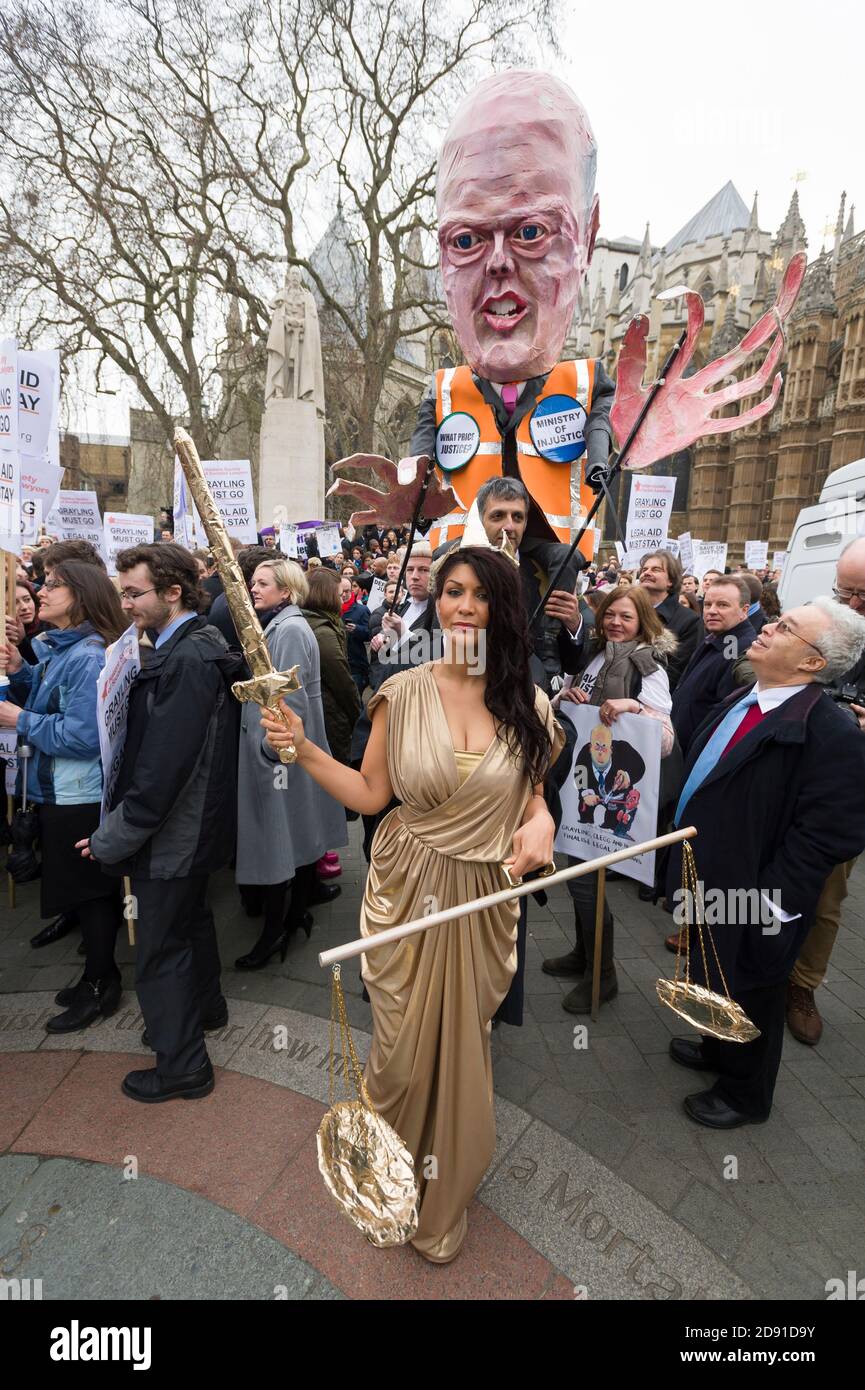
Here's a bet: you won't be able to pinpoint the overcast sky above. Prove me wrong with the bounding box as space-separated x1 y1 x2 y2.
555 0 860 252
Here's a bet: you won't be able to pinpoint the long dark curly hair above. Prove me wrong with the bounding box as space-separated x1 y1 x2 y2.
434 546 553 785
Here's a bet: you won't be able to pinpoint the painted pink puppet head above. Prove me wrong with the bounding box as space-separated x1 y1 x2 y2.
437 69 599 383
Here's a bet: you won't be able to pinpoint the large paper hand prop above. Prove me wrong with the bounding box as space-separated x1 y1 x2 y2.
611 253 807 469
327 454 457 532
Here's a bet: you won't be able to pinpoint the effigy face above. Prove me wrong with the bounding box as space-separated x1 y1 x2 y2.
437 70 599 383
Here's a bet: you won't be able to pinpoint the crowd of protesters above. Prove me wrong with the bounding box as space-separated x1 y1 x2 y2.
4 498 865 1130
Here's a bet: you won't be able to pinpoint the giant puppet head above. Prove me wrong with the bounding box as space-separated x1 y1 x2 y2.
436 69 599 383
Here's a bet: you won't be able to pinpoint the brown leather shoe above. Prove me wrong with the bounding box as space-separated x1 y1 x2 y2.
665 930 686 954
786 982 823 1045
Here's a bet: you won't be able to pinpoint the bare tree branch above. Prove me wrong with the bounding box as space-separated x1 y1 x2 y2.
0 0 556 476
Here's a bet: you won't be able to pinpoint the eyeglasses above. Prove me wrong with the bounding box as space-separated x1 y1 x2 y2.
771 618 824 656
833 586 865 605
41 579 67 591
119 587 157 601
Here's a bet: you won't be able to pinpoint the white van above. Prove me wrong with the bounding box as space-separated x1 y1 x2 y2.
777 458 865 609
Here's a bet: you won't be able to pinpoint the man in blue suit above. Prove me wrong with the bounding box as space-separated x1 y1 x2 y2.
665 598 865 1129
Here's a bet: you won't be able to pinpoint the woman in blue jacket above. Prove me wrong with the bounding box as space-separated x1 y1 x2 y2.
0 560 126 1032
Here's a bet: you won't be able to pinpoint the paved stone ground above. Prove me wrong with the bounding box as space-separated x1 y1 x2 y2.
2 822 864 1299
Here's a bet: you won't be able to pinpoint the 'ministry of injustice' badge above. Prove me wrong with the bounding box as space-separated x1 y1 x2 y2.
529 394 587 463
435 411 480 471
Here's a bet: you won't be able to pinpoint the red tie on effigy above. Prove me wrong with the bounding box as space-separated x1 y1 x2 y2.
501 382 519 416
720 701 765 758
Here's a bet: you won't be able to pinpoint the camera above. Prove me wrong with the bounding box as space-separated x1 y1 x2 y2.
828 683 865 725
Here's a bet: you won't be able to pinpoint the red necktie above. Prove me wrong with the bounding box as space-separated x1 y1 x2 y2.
501 382 519 415
720 701 765 757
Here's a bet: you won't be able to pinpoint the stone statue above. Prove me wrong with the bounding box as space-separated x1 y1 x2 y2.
260 266 327 527
264 266 325 415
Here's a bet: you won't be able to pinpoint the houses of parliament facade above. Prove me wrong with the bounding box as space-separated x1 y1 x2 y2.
572 183 865 561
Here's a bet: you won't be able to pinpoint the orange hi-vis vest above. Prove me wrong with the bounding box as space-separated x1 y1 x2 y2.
428 359 596 555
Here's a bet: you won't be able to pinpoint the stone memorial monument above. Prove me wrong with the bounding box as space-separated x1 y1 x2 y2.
259 267 327 528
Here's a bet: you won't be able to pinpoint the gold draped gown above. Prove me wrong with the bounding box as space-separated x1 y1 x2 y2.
361 662 563 1262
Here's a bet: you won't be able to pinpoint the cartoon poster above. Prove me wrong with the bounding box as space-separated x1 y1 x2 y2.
554 702 662 887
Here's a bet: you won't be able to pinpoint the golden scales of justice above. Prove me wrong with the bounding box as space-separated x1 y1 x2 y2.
656 838 760 1043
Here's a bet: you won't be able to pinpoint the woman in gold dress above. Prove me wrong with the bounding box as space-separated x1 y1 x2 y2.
261 546 564 1263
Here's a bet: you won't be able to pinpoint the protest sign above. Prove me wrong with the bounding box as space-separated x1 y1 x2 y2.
173 456 197 550
772 551 788 572
554 702 662 888
366 575 388 612
613 540 642 571
316 523 342 558
0 449 21 552
47 489 107 561
104 512 154 575
18 349 60 465
625 475 676 555
692 540 727 581
293 521 325 562
0 729 17 797
744 541 769 571
21 455 63 519
20 496 42 546
678 532 694 574
0 341 20 552
278 523 298 558
0 341 18 453
193 461 257 545
96 626 141 820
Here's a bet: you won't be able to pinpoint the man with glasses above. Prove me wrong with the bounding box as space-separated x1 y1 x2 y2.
83 543 241 1102
664 595 865 1128
786 537 865 1045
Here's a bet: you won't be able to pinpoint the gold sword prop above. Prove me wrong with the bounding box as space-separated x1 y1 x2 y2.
174 427 300 764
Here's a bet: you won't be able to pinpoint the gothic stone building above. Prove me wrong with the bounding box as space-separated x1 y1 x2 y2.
576 184 865 562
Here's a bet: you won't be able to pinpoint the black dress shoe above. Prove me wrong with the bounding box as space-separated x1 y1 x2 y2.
45 976 121 1034
31 912 79 950
235 931 290 970
141 1004 229 1050
669 1037 716 1072
122 1061 215 1103
683 1089 768 1130
637 883 655 902
307 881 341 907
